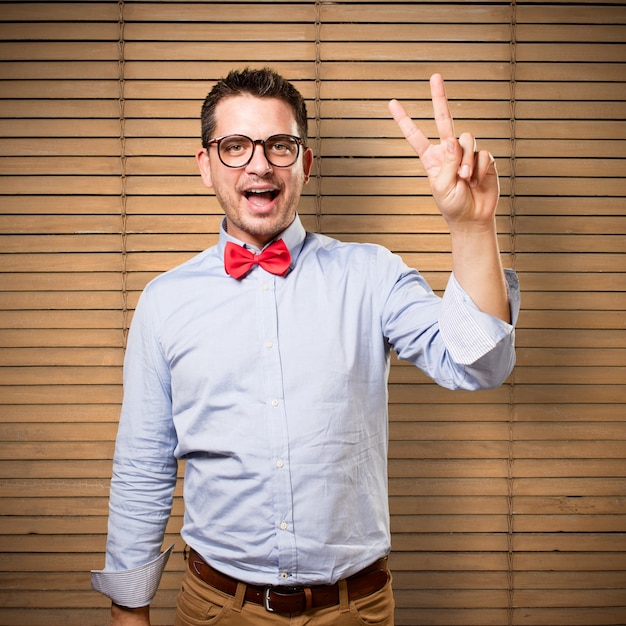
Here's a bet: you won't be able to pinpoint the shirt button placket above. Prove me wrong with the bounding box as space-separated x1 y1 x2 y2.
259 274 296 579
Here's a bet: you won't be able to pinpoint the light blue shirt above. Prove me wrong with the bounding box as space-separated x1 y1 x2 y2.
92 215 519 608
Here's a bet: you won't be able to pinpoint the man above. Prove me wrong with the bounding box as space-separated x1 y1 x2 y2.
92 67 519 625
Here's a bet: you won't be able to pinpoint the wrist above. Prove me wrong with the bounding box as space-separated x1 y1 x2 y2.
111 602 150 626
446 215 498 237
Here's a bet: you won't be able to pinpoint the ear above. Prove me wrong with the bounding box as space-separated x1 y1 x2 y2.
196 147 214 189
302 147 314 184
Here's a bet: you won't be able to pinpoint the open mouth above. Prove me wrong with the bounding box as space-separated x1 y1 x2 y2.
244 188 279 207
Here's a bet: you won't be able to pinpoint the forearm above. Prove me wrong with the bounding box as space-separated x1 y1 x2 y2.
449 219 510 323
390 73 510 324
111 603 150 626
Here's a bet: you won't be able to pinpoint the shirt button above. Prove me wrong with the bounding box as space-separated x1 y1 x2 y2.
271 399 279 407
280 572 289 580
279 521 288 530
265 341 273 349
262 284 269 291
276 459 284 469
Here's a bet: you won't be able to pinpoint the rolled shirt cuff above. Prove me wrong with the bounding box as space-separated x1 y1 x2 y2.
91 544 174 608
439 270 519 365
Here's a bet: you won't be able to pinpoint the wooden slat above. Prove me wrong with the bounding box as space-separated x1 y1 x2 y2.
0 347 123 367
517 23 626 42
0 62 118 80
0 23 118 40
125 41 316 61
0 42 119 61
517 43 626 62
0 156 121 175
0 101 120 118
125 22 315 41
0 196 121 215
321 23 511 42
515 82 626 101
1 3 118 21
515 62 626 82
0 119 120 137
123 3 316 22
321 61 512 81
320 4 512 23
518 4 626 23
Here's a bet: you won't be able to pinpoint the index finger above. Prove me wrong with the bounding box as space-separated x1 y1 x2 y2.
430 73 456 141
388 98 431 157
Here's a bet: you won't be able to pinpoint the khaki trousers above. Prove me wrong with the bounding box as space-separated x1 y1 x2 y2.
174 564 395 626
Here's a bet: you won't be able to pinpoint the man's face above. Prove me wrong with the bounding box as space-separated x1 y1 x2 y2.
196 95 313 248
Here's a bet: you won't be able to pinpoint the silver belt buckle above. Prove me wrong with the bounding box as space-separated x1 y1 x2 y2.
264 587 275 612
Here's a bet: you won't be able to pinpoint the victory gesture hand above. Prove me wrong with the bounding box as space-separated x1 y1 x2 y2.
388 73 499 228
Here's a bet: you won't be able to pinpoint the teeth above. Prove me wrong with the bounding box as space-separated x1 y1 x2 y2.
245 189 277 199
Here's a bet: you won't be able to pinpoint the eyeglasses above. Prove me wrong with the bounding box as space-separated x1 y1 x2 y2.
206 134 304 168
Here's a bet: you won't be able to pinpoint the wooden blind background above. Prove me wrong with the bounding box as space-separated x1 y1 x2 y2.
0 1 624 624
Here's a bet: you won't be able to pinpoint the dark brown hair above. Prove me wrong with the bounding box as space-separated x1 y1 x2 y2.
200 67 309 148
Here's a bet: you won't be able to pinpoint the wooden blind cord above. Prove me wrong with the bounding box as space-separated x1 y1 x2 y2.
118 0 130 347
506 2 518 625
508 0 518 277
313 1 323 233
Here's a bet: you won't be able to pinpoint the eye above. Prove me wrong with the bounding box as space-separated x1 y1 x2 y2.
268 136 296 154
221 136 250 154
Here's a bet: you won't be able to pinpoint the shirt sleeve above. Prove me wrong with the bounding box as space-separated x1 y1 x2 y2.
380 243 519 390
91 284 179 605
90 544 174 608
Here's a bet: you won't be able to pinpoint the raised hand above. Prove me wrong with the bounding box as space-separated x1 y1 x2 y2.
388 73 499 228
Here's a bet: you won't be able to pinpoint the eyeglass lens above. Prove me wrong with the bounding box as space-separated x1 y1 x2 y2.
218 135 300 168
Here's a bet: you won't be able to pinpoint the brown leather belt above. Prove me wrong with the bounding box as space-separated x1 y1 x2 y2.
187 549 389 615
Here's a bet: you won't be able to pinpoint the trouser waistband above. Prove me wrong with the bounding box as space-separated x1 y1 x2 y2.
187 549 389 616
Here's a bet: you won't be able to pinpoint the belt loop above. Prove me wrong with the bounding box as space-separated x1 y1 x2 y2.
338 578 350 613
304 586 313 611
232 581 246 612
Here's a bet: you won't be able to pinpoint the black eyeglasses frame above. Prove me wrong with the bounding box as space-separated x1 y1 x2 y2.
206 133 304 169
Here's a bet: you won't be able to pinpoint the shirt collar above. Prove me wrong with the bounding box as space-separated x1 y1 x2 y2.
217 214 307 269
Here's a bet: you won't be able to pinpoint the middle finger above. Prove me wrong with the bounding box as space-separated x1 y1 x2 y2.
430 73 456 141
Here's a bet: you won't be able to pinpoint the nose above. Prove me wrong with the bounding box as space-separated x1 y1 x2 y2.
245 142 272 175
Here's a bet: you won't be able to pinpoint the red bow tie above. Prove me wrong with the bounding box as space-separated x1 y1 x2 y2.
224 240 291 279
